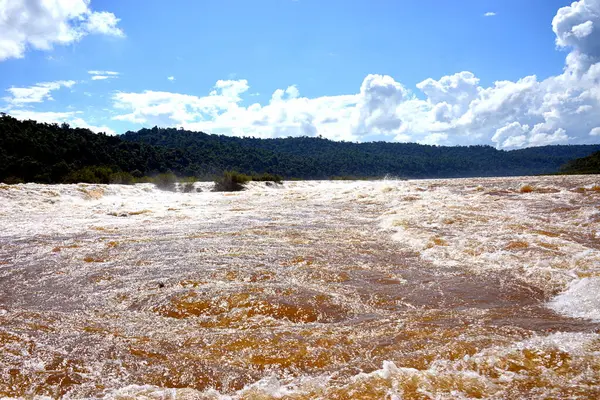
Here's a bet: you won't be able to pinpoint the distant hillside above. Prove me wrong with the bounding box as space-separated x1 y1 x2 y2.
0 114 195 183
2 114 600 183
560 151 600 175
122 126 600 179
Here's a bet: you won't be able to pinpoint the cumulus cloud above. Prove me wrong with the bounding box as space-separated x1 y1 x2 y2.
167 76 175 81
529 127 569 146
552 0 600 74
3 81 76 105
6 110 116 135
484 12 497 17
113 80 253 126
572 20 594 38
84 11 124 37
492 122 530 148
112 80 360 140
0 0 124 61
351 74 409 136
417 71 480 121
110 54 600 147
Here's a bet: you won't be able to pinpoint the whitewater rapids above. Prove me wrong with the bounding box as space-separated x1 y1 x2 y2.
0 176 599 399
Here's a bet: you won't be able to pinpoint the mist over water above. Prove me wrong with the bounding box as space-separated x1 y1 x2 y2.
1 177 599 399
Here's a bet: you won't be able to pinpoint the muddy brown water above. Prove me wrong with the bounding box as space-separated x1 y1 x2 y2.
0 178 599 399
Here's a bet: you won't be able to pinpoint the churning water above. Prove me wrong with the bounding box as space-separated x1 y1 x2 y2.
1 176 599 399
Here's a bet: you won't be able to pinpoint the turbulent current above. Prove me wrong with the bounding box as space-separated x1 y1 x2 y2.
1 176 600 399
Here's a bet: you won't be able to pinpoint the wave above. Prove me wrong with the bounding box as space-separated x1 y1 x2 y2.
98 331 599 399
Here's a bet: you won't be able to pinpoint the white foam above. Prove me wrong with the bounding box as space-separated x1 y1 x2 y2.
102 374 332 400
102 385 192 400
549 278 600 322
377 175 600 320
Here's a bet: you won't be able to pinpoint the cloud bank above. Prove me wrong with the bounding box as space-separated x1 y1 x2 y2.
2 0 600 149
108 0 600 148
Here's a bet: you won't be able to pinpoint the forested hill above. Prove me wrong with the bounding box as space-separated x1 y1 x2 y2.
560 151 600 175
122 126 600 178
2 114 600 183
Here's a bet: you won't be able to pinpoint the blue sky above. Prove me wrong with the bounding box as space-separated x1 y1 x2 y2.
2 0 600 148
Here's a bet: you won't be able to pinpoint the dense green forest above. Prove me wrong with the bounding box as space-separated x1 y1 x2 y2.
1 114 600 183
560 151 600 174
122 127 600 179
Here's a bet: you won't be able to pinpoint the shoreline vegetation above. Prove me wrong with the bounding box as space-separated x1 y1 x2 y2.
1 114 599 186
1 170 284 192
559 151 600 175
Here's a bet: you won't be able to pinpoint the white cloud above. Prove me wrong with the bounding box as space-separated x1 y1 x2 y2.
88 70 119 81
351 74 409 136
417 71 480 122
6 110 116 135
84 11 124 37
419 133 448 145
502 135 528 149
492 122 530 149
3 81 76 105
168 76 175 81
2 78 117 135
484 12 497 17
528 128 569 147
553 0 600 74
212 79 250 99
0 0 124 61
572 20 594 38
590 127 600 136
112 80 360 140
88 70 119 76
112 84 245 125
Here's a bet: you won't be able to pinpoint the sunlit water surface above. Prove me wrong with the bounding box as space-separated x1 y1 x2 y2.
1 176 599 399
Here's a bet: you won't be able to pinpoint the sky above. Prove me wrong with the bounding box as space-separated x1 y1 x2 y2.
1 0 600 149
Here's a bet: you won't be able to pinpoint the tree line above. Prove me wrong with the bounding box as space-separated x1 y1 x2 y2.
560 151 600 174
1 114 599 184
